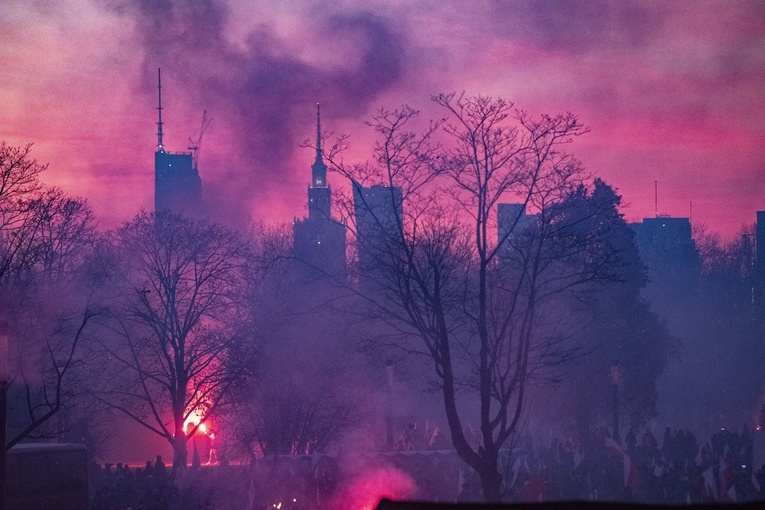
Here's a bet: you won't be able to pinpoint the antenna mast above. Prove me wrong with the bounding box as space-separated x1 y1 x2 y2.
316 103 322 159
654 180 658 217
157 68 164 152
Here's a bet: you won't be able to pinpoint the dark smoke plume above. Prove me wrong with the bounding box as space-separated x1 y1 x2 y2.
118 0 404 222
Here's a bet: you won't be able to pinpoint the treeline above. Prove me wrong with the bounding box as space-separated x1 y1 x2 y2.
1 94 760 503
0 142 364 470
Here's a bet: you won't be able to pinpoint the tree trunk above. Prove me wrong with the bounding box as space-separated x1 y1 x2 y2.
172 433 187 469
1 380 7 510
478 459 503 502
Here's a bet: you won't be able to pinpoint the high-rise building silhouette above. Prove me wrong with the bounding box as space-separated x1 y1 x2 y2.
629 216 696 265
154 69 202 215
292 105 346 277
629 215 699 301
353 183 403 277
754 211 765 319
497 203 534 261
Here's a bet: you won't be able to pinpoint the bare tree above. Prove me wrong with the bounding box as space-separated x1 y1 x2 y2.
94 211 249 468
5 304 99 450
227 374 357 457
220 222 361 458
0 143 102 450
0 143 44 214
0 142 45 283
680 224 762 426
319 95 627 500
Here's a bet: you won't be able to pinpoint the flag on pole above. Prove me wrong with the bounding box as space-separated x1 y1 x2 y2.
701 466 718 500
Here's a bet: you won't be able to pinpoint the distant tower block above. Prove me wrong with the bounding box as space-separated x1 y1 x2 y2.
755 211 765 318
153 68 202 216
293 104 346 277
353 183 403 278
628 214 699 293
630 216 695 262
497 203 533 261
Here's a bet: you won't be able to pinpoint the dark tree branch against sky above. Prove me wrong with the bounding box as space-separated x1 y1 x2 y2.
0 1 762 235
92 212 249 469
320 95 630 501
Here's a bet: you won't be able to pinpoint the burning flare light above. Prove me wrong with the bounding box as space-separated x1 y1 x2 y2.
184 409 209 435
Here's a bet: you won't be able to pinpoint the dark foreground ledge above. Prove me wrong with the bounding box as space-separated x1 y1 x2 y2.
377 499 765 510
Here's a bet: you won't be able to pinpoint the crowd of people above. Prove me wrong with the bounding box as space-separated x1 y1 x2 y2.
87 425 765 509
90 456 179 510
506 425 764 504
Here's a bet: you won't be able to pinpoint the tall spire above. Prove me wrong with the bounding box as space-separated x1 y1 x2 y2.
315 103 323 163
157 68 164 152
311 103 327 187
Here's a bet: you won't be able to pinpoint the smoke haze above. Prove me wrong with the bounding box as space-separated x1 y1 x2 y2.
0 0 762 234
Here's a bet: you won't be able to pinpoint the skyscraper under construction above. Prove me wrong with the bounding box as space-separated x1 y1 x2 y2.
154 69 202 216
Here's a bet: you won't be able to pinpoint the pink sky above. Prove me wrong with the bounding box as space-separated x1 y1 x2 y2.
1 0 763 238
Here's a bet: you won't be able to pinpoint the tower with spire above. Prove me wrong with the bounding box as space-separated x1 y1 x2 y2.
154 68 203 216
307 104 331 220
293 104 346 278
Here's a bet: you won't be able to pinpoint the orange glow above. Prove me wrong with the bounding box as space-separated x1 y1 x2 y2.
182 408 222 465
184 409 208 435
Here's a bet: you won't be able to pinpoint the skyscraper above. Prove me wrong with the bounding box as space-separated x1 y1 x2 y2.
629 216 696 266
154 69 202 216
629 215 699 306
353 183 403 277
497 203 534 261
754 211 765 319
292 105 346 277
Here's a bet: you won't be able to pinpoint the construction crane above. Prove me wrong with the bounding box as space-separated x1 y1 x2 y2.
188 110 212 171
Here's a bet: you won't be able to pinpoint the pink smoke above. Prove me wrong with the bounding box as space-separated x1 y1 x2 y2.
328 466 417 510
